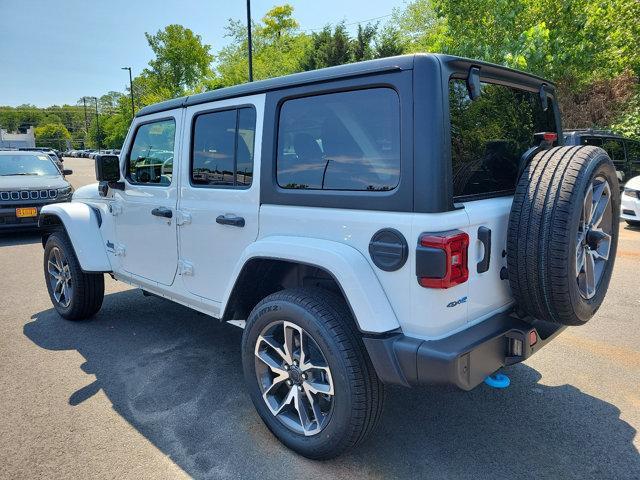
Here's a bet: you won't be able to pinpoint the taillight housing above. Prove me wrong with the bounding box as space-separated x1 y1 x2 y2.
417 230 469 288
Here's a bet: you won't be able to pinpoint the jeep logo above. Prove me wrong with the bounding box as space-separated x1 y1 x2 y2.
447 296 467 308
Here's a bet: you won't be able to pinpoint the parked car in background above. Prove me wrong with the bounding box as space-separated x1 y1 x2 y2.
621 175 640 227
564 129 640 185
18 147 64 171
0 151 73 230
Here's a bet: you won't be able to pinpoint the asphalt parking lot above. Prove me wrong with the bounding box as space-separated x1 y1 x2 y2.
1 157 639 479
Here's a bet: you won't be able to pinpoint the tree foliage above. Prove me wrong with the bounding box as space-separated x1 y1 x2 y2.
34 123 71 150
2 1 639 144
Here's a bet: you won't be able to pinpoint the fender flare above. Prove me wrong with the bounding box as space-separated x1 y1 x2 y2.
222 236 400 334
39 203 112 273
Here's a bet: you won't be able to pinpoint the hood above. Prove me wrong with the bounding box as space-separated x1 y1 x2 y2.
0 175 69 190
625 175 640 191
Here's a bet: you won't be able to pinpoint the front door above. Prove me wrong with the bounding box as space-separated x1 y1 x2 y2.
113 112 181 286
178 95 263 301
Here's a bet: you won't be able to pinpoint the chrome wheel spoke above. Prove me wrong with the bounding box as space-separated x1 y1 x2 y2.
576 176 613 300
255 320 334 436
590 181 610 228
48 260 61 278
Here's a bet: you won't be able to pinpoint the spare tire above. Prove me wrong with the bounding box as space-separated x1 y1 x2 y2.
507 146 620 326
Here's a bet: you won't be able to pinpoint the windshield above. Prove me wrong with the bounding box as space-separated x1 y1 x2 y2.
0 154 61 176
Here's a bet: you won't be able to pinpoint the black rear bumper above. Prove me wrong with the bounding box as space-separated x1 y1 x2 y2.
363 311 564 390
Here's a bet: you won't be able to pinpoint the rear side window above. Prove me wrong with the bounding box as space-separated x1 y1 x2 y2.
449 79 557 199
191 107 256 188
128 119 176 185
277 88 400 191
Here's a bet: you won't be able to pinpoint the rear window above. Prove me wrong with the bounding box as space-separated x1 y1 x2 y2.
449 79 557 199
276 88 400 191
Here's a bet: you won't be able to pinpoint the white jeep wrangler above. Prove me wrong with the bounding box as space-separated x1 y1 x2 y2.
40 54 620 459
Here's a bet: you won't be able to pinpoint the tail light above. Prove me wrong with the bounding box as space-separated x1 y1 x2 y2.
417 230 469 288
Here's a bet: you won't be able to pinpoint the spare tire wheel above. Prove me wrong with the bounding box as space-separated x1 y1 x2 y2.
507 146 620 326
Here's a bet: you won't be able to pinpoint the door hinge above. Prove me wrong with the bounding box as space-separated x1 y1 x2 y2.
109 203 123 216
114 244 126 257
176 210 192 226
178 260 194 276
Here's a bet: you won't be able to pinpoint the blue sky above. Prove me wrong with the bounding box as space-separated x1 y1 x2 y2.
0 0 405 107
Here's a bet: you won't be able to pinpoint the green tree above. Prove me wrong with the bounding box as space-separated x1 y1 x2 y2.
351 24 377 62
144 24 214 98
34 123 71 150
375 25 406 58
301 23 351 70
215 5 309 86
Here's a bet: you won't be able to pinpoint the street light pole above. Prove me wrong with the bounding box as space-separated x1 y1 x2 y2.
121 66 135 117
246 0 253 82
91 97 100 152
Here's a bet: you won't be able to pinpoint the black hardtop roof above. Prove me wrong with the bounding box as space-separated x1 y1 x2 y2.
136 53 555 118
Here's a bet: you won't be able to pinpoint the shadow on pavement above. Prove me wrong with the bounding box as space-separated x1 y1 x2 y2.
0 230 41 247
24 290 639 480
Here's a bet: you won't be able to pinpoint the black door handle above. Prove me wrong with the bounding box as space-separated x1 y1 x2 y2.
151 207 172 219
216 214 245 227
477 226 491 273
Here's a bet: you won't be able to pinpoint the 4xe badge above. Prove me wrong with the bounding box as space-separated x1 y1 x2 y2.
447 296 467 308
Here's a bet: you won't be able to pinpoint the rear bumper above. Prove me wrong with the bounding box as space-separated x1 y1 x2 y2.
363 311 564 390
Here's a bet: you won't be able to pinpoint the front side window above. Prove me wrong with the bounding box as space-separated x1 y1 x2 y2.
449 79 557 199
191 107 256 188
277 88 400 191
128 119 176 185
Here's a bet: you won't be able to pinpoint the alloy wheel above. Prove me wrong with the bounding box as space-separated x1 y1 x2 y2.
254 320 334 436
47 246 73 307
576 176 612 299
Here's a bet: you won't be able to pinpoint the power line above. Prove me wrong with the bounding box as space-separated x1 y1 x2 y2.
303 13 393 33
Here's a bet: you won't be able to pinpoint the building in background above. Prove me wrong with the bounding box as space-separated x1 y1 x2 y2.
0 127 36 148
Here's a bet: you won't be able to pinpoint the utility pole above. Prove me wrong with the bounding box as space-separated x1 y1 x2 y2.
90 97 100 152
121 66 135 117
82 97 89 132
246 0 253 82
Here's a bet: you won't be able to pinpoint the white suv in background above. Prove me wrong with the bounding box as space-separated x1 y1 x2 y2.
38 54 620 459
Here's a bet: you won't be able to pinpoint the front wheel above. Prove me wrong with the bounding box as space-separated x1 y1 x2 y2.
241 288 384 459
44 232 104 320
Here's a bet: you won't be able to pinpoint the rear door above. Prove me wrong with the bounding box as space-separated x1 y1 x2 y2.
177 95 263 301
447 77 559 323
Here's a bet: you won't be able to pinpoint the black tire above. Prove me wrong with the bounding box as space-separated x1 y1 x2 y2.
241 287 384 459
43 232 104 320
625 220 640 228
507 146 620 326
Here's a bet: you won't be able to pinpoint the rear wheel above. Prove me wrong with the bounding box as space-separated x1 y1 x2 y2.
241 288 384 459
44 232 104 320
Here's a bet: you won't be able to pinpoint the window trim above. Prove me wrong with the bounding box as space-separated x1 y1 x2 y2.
125 116 177 188
447 75 560 203
275 87 402 193
188 104 257 190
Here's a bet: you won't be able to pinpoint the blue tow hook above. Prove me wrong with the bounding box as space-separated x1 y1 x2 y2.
484 373 510 389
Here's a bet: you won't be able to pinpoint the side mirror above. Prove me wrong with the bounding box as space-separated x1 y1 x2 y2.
95 154 120 182
63 169 73 176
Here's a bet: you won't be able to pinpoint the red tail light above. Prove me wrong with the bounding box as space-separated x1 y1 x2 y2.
417 231 469 288
543 132 558 142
